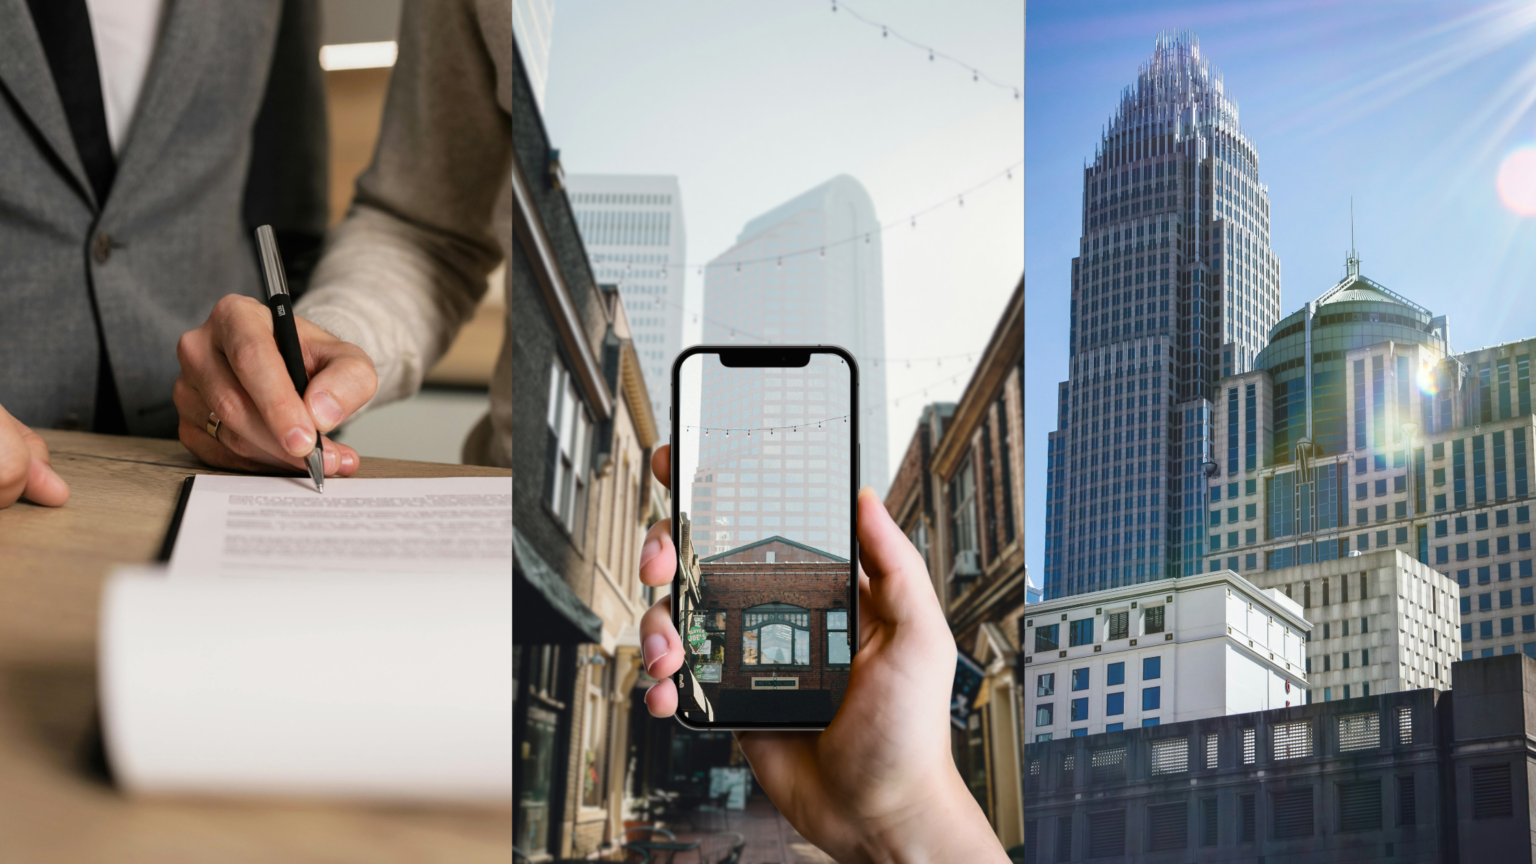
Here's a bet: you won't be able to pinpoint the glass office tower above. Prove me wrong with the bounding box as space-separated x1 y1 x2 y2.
1042 32 1284 599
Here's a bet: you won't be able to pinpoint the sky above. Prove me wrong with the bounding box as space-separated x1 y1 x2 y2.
539 0 1025 487
1026 0 1536 589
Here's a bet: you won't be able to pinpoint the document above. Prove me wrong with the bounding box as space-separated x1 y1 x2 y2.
166 474 512 576
100 567 511 801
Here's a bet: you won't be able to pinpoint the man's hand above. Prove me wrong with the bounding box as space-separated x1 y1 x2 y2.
635 445 1009 864
0 404 69 508
174 295 377 476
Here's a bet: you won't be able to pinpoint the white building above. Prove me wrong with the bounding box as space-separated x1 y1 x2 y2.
566 175 687 426
698 175 890 499
512 0 555 109
1023 570 1309 741
1239 549 1461 702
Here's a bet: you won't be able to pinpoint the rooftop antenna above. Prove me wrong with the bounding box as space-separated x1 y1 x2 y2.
1346 196 1360 278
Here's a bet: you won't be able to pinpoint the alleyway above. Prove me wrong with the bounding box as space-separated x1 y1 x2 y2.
649 796 835 864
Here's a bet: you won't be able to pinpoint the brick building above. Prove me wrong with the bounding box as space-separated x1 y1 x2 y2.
886 275 1025 846
1023 653 1536 863
683 536 852 725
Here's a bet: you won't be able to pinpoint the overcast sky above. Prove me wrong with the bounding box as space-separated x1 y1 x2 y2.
1026 0 1536 590
540 0 1025 486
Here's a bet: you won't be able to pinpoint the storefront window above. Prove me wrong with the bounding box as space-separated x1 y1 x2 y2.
743 603 811 665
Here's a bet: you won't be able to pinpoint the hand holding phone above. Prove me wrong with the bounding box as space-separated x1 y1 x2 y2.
635 446 1010 863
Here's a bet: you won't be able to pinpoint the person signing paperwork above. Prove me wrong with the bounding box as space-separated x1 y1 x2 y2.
175 0 512 472
638 446 1010 863
0 0 339 509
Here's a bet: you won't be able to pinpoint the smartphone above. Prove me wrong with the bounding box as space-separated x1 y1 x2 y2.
669 345 859 730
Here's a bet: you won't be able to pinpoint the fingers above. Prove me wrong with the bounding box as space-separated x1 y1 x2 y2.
651 445 670 490
641 593 684 717
18 423 69 507
207 295 316 458
638 518 676 587
855 487 944 628
298 319 377 433
0 407 33 508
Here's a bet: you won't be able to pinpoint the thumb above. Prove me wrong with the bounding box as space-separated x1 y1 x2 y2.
854 488 943 628
301 334 377 433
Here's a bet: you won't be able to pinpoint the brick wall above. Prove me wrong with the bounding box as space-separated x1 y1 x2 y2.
699 562 853 709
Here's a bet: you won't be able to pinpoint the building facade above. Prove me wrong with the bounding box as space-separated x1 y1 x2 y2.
886 276 1025 846
1200 258 1535 660
511 0 555 108
1043 32 1286 600
512 42 670 861
1024 570 1309 742
698 175 890 498
566 174 687 425
1023 653 1536 864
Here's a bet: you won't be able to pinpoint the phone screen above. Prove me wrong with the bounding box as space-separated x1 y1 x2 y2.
671 346 858 729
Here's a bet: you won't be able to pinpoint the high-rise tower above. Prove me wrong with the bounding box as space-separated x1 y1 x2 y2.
567 175 687 425
1042 32 1284 599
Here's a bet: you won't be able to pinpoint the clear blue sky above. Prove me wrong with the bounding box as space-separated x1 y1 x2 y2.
1026 0 1536 588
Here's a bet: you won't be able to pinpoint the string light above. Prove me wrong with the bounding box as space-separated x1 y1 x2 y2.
829 1 1020 101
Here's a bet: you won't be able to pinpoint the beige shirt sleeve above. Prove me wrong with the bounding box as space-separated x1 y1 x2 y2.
296 0 511 413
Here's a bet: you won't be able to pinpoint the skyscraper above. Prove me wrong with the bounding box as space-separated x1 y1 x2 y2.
567 175 687 425
512 0 555 109
696 175 889 498
1042 32 1284 599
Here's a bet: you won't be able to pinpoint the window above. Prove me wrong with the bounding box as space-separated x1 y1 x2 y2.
1273 787 1314 838
1338 711 1380 752
1106 692 1124 715
1107 661 1125 686
1142 686 1161 710
580 675 607 807
1091 746 1127 783
1142 717 1160 727
1143 656 1162 680
948 455 979 574
1201 797 1219 846
1037 673 1055 696
1472 764 1513 819
1072 668 1091 691
1273 721 1313 759
1205 732 1219 769
1069 618 1094 647
1399 775 1417 826
1071 697 1089 722
546 361 593 534
1240 793 1257 842
1145 605 1165 633
1108 611 1129 640
826 609 850 665
1105 723 1123 732
1338 780 1382 832
1397 706 1413 745
741 603 811 665
1087 809 1126 858
1036 703 1053 727
1034 623 1059 652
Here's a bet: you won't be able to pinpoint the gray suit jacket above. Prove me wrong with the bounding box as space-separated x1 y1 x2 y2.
0 0 327 436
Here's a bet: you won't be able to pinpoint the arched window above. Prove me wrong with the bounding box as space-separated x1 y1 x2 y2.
742 603 811 666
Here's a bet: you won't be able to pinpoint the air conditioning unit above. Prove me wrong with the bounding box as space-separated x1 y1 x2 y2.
952 550 981 578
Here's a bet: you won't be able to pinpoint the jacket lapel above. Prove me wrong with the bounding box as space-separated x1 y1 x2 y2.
108 0 214 212
0 0 99 210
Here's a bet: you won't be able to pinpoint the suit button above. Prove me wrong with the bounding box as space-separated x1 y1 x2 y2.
93 233 113 262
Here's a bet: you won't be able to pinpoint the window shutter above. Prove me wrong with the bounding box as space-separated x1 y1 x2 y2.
1088 809 1126 858
1057 813 1073 859
1472 764 1514 819
1273 721 1313 759
1397 705 1413 745
1205 732 1219 770
1398 775 1417 826
1338 711 1381 752
1241 728 1256 765
1151 739 1189 775
1092 746 1127 784
1338 780 1382 832
1147 802 1187 852
1239 793 1256 842
1272 787 1314 838
1022 819 1038 864
1200 796 1218 846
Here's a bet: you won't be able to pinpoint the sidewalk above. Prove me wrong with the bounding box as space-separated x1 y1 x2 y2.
663 797 834 864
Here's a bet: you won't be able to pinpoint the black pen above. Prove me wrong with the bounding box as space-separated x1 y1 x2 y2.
254 225 325 493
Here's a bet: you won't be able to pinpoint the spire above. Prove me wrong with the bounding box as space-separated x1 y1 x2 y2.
1345 196 1360 278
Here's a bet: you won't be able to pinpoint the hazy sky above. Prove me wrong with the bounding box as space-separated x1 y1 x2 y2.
1026 0 1536 589
540 0 1025 484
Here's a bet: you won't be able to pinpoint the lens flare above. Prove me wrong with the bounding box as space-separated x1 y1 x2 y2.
1418 364 1439 396
1497 145 1536 216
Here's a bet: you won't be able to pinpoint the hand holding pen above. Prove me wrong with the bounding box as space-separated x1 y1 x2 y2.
171 226 378 483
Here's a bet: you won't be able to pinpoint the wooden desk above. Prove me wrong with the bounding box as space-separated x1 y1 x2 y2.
0 431 512 862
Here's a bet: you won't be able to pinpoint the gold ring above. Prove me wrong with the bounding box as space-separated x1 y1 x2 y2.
206 412 222 441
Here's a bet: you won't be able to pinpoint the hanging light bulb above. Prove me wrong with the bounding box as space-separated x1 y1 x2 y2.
865 234 870 244
929 50 934 62
959 196 965 207
777 257 782 268
973 70 979 82
1014 89 1020 100
882 26 887 37
1007 169 1013 180
911 217 916 228
819 247 826 258
736 263 741 272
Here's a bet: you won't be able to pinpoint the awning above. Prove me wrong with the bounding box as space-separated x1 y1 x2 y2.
514 527 602 645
